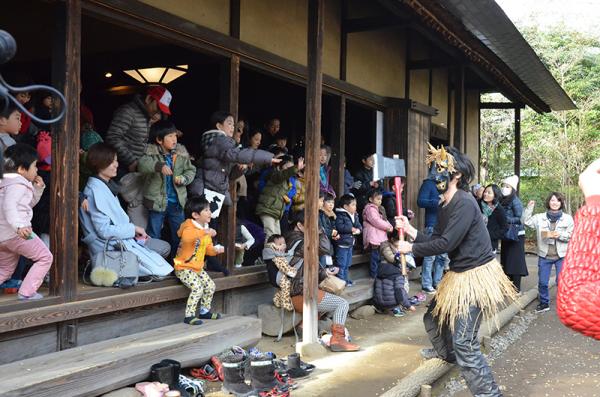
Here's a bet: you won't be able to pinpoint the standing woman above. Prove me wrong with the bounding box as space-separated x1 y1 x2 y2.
499 175 528 292
480 184 508 254
523 192 574 313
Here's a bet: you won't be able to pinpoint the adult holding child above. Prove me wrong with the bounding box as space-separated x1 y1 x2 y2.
79 143 173 279
523 192 574 313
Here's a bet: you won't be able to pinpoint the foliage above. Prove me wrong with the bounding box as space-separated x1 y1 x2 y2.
480 25 600 213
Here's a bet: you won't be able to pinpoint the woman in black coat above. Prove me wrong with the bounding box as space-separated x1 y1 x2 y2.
480 184 508 253
499 175 529 292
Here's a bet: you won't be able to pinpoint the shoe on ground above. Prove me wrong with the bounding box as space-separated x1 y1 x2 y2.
346 280 354 287
392 308 405 317
422 287 436 295
535 303 550 313
420 348 440 360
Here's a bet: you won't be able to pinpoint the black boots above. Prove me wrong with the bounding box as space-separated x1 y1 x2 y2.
249 354 279 392
150 359 191 397
221 353 257 397
286 353 310 379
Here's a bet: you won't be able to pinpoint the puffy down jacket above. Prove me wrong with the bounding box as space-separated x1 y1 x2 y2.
557 195 600 340
373 263 411 309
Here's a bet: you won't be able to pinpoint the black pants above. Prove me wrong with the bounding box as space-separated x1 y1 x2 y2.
424 299 502 397
507 274 522 292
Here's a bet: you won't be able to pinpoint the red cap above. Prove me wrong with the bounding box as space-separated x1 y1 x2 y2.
147 85 172 115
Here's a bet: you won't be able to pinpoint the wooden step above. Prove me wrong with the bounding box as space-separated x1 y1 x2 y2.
340 278 373 305
0 316 261 397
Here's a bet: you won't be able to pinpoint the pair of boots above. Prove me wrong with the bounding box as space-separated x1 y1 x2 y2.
221 353 289 397
150 359 204 397
329 323 360 352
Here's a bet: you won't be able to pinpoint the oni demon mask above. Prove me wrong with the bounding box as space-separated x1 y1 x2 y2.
426 143 456 194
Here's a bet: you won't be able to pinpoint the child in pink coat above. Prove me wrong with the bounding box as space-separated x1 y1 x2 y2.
0 144 52 300
362 189 394 278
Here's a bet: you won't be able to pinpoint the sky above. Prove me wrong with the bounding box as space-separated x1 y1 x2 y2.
496 0 600 38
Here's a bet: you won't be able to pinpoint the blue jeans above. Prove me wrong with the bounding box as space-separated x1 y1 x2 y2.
335 246 353 282
147 201 185 256
369 247 381 278
538 256 564 305
421 226 446 289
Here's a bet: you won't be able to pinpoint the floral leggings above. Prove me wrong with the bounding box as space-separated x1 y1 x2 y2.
175 269 216 317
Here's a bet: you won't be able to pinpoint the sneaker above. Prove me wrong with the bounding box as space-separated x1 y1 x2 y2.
392 308 405 317
235 263 242 268
535 303 550 313
346 280 354 287
18 292 44 301
422 287 436 295
420 347 440 360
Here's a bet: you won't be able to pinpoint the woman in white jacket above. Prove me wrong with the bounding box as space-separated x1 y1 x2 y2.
523 192 574 313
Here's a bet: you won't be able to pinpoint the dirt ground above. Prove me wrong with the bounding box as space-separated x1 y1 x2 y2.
203 256 543 397
434 283 600 397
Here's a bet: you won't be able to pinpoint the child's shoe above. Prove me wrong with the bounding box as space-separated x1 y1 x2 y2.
18 292 44 301
392 307 405 317
198 311 222 320
184 316 204 325
345 280 354 287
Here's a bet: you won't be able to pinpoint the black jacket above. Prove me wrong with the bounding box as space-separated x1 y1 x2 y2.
373 262 411 309
334 209 362 247
481 202 508 247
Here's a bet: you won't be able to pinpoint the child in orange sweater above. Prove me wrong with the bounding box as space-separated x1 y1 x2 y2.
175 196 224 325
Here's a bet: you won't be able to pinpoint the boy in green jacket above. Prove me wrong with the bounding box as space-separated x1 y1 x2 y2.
138 120 196 255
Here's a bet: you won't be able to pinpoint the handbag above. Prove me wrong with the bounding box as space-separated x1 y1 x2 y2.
503 223 520 242
319 275 346 295
90 237 140 288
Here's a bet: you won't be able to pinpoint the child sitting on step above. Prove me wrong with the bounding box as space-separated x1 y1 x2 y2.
174 196 224 325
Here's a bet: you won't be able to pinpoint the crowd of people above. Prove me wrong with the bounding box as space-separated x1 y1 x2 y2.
0 84 597 361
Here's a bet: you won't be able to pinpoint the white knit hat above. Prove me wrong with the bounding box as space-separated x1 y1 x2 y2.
503 175 519 191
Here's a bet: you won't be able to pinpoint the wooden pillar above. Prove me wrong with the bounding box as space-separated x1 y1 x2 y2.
50 0 80 301
302 0 324 346
219 55 240 276
453 66 465 149
405 30 411 99
330 95 346 196
339 0 347 80
230 0 240 39
514 107 521 180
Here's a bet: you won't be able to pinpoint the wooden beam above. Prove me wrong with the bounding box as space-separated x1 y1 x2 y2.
479 101 525 109
514 107 521 180
330 95 347 195
342 16 409 33
453 66 465 149
303 0 324 345
408 59 456 70
50 0 80 300
0 271 268 334
229 0 240 39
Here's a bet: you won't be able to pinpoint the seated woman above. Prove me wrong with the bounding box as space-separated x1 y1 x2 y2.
286 210 359 352
79 143 173 279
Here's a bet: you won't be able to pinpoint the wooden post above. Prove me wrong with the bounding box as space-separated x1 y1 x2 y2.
219 55 240 276
453 66 465 149
50 0 80 301
514 107 521 181
302 0 324 346
339 0 348 80
330 95 346 196
229 0 240 39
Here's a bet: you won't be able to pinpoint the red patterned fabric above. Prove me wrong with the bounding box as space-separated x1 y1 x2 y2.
557 195 600 340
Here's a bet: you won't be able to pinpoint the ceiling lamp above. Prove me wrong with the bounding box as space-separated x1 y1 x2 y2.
123 65 188 84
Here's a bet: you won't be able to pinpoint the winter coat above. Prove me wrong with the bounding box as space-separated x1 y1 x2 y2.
480 202 508 250
138 143 196 212
353 167 381 210
344 169 354 195
286 230 330 297
501 194 525 234
105 95 152 169
319 165 336 198
417 179 440 228
291 174 306 213
173 219 217 273
79 177 173 277
319 208 336 240
522 208 574 258
255 166 298 220
189 129 274 206
362 203 393 249
373 263 411 309
334 208 362 247
557 195 600 340
0 174 44 242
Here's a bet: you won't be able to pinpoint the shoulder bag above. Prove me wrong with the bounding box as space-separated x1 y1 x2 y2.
90 237 140 288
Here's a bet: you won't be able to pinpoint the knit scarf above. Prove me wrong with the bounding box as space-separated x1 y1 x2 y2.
546 210 563 223
481 201 496 218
